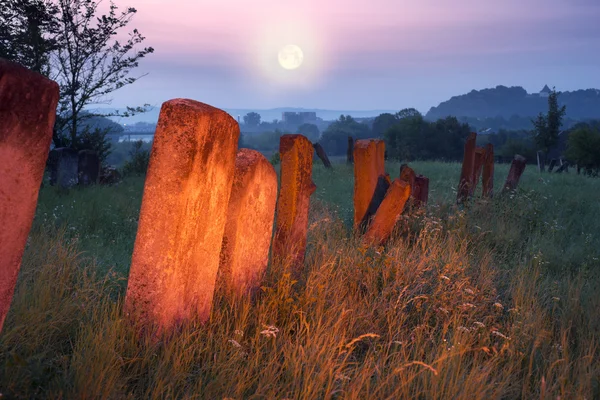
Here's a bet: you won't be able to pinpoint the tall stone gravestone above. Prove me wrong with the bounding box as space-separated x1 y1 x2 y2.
218 149 278 296
0 60 59 333
125 99 239 334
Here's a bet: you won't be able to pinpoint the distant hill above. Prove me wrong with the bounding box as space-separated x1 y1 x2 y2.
426 85 600 120
96 107 399 125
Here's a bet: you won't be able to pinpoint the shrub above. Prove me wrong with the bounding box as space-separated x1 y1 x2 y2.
122 140 150 176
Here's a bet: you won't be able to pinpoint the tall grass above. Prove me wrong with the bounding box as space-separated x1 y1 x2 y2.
1 161 599 398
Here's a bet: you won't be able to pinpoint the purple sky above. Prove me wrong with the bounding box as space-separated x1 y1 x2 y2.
109 0 600 112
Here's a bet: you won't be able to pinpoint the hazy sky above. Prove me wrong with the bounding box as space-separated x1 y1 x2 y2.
108 0 600 113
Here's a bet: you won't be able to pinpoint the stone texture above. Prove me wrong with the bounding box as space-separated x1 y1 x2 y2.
49 147 78 188
363 179 412 246
313 142 332 169
347 136 354 165
503 154 527 193
272 134 316 269
353 139 388 231
457 132 477 203
472 147 486 195
399 164 416 191
124 99 239 333
413 175 430 206
218 149 278 296
0 59 59 332
482 144 494 198
77 150 100 185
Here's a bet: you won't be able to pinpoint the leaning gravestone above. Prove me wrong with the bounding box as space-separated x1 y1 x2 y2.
0 60 59 333
272 134 316 270
353 139 388 232
124 99 239 334
77 150 100 185
313 142 332 169
218 149 278 296
49 147 79 188
503 155 527 193
457 132 477 203
363 179 411 246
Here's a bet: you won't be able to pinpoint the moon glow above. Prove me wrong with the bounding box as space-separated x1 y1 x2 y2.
278 44 304 70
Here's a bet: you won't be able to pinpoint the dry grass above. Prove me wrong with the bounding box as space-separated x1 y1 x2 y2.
1 162 599 399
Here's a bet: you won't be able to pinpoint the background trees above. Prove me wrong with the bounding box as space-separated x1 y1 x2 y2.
243 112 262 128
319 115 371 155
532 88 567 157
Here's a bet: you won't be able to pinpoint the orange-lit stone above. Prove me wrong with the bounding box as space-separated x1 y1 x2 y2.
363 179 412 246
413 175 430 206
457 132 477 203
399 164 416 191
219 149 278 296
482 144 494 198
503 154 527 193
124 99 239 333
353 139 388 231
0 60 59 332
472 147 486 195
272 134 316 269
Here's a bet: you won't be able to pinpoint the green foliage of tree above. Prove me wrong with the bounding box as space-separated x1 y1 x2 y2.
296 123 320 142
242 130 282 153
0 0 58 74
566 126 600 175
532 88 567 154
319 115 371 155
122 140 150 176
372 113 398 138
243 112 261 127
383 110 470 161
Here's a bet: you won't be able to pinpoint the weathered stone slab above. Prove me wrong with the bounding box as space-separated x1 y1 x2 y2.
413 175 430 206
503 154 527 193
363 179 411 246
457 132 477 203
49 147 78 188
219 149 278 296
0 60 59 332
124 99 239 333
472 147 485 195
482 144 494 198
353 139 387 231
313 142 332 169
272 134 316 269
77 149 100 185
399 164 416 191
347 136 354 165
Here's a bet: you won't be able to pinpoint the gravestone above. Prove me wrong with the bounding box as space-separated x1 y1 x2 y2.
313 142 332 169
353 139 388 232
218 149 278 296
49 147 78 188
124 99 239 333
399 164 416 191
503 154 527 193
347 136 354 165
482 144 494 198
272 134 316 270
0 60 59 333
413 175 430 206
457 132 477 203
363 179 411 246
78 150 100 185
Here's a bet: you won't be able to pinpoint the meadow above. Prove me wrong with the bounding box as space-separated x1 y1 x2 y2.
1 160 599 399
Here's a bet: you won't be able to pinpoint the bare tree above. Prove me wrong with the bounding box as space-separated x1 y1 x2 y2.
51 0 154 147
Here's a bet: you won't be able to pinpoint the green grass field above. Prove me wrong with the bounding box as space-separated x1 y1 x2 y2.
1 160 599 398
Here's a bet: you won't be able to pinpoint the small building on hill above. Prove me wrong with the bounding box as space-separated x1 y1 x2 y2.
539 85 552 98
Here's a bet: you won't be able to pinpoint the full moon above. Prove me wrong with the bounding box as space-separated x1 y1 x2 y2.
278 44 304 70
